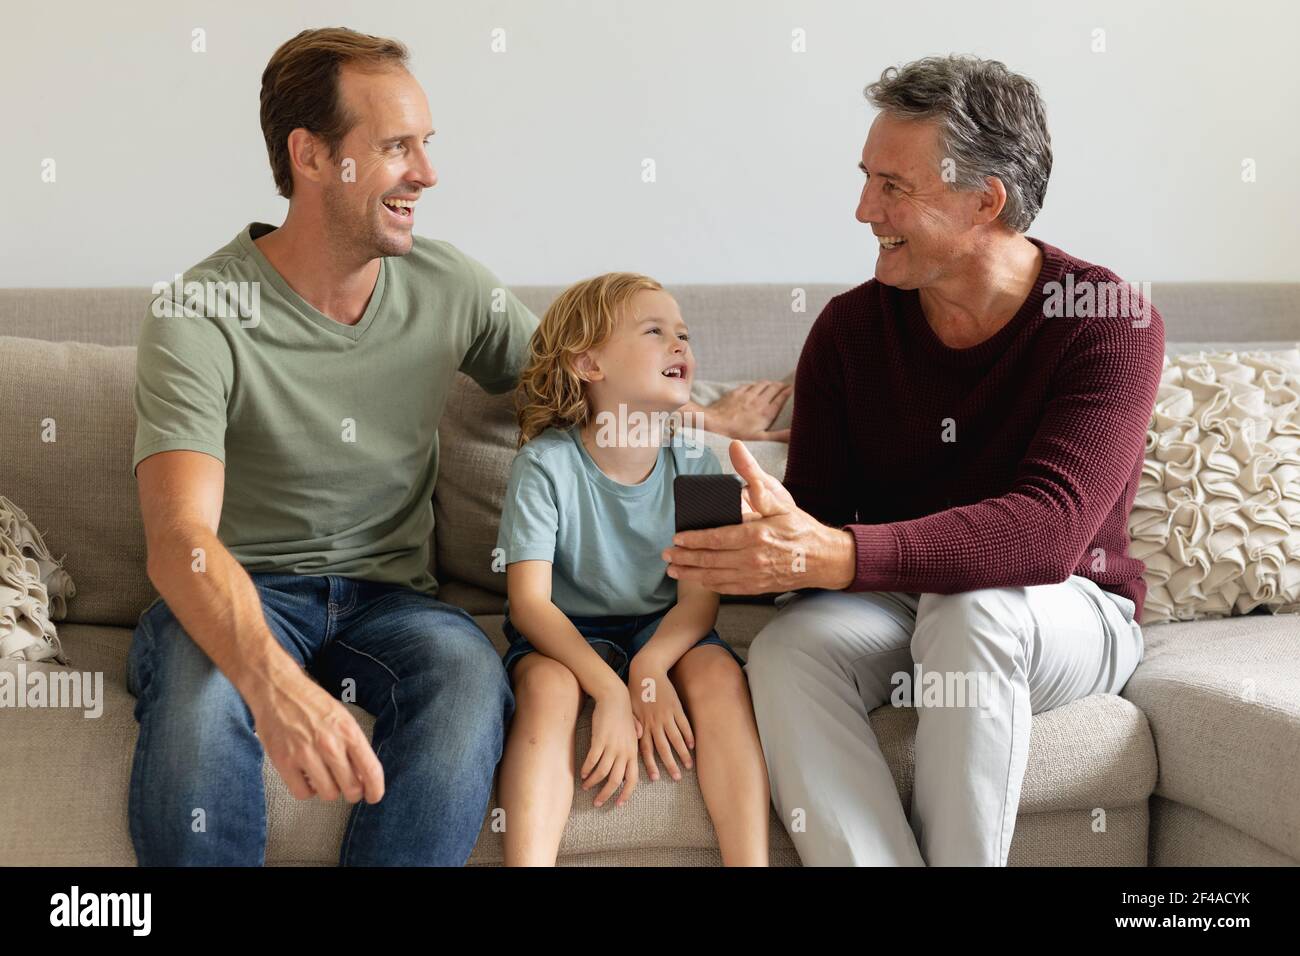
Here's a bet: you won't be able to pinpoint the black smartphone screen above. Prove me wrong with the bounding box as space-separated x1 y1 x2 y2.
674 474 743 533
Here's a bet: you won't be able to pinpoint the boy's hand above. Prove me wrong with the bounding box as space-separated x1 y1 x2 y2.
581 684 642 808
628 654 695 782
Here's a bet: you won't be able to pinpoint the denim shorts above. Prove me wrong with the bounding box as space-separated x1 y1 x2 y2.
501 604 744 679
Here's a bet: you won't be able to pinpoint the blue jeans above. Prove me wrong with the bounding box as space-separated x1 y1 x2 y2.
126 571 513 866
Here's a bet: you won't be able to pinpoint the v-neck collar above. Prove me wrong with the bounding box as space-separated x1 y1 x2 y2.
238 222 388 342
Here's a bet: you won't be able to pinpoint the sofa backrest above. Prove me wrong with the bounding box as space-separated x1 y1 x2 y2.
2 280 1298 628
6 281 1300 356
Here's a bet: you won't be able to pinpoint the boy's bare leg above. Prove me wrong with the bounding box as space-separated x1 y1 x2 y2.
498 654 584 866
672 645 771 866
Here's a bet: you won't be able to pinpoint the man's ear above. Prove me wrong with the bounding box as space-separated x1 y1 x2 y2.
972 175 1008 226
286 127 328 189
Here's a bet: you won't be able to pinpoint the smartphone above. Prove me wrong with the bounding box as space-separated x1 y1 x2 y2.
674 474 744 533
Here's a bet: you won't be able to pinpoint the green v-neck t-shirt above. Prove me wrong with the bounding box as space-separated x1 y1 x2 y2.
132 221 539 596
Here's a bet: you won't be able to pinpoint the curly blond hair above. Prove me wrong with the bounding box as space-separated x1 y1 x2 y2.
514 272 664 447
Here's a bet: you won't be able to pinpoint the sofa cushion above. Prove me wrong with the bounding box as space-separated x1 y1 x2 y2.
1122 613 1300 861
0 337 153 627
1129 348 1300 624
0 613 1155 866
0 622 370 866
1149 795 1297 866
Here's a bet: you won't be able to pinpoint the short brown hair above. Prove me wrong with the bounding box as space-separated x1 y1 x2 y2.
259 27 410 199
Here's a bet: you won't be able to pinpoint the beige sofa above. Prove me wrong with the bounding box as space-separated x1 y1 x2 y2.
1 281 1297 866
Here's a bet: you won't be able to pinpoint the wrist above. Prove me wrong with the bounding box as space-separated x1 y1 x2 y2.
630 645 672 674
677 401 707 432
241 652 306 714
592 672 629 702
822 526 857 591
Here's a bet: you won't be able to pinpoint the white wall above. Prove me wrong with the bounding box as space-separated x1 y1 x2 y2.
2 0 1297 288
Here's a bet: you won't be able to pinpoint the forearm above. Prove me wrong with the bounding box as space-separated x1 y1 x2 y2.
635 595 720 668
677 400 711 432
841 500 1085 594
146 527 301 707
510 599 623 697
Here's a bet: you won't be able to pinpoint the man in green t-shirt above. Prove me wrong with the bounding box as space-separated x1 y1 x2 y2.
128 27 789 866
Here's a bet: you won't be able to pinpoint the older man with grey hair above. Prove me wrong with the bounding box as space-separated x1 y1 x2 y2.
662 55 1165 865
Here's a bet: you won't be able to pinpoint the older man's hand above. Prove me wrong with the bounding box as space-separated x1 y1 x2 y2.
680 381 792 442
662 440 857 594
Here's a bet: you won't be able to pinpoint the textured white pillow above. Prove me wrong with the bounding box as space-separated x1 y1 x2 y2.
1129 348 1300 623
0 495 74 662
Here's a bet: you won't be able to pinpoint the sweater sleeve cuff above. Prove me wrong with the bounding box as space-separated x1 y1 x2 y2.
842 524 901 592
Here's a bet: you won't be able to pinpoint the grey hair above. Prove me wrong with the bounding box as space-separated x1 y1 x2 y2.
864 55 1052 233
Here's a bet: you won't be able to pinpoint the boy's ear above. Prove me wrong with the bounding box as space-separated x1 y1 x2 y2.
571 351 604 383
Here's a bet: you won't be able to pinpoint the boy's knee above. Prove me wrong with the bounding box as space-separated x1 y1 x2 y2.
513 656 581 708
675 647 746 703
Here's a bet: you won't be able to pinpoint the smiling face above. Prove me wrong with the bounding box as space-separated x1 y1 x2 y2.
314 65 437 259
855 112 989 290
579 289 694 414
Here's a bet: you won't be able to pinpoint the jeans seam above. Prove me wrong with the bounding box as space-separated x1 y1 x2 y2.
131 607 159 704
341 580 360 615
334 638 401 866
128 611 160 863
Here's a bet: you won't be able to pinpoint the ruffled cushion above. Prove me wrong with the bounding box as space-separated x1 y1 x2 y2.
1129 348 1300 623
0 495 74 662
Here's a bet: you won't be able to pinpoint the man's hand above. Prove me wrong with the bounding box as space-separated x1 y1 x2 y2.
681 380 792 442
662 440 857 594
249 663 385 804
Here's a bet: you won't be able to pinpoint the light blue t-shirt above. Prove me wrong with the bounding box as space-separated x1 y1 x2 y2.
496 425 724 618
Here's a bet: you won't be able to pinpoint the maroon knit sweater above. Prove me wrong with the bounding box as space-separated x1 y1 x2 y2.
784 238 1165 619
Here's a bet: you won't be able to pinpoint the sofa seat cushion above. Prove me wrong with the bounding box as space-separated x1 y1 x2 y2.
1150 795 1298 866
1122 613 1300 860
2 614 1154 866
465 614 1156 863
0 623 375 866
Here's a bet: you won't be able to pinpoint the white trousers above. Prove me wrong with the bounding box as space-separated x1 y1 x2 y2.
745 575 1145 866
